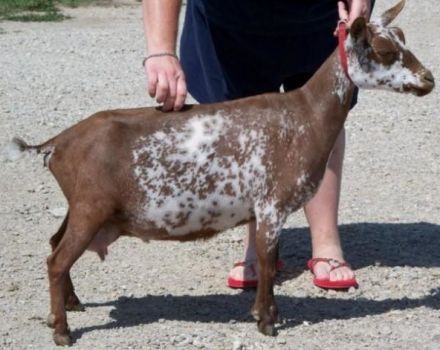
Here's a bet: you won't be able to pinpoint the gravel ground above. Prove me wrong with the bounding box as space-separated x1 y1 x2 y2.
1 1 440 349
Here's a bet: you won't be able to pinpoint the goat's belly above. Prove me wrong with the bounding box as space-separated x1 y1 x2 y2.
136 196 254 237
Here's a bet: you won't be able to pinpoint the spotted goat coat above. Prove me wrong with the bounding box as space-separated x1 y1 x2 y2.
11 0 435 345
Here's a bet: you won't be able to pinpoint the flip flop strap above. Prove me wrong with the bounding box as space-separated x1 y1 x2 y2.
233 261 257 275
233 260 284 271
309 258 351 272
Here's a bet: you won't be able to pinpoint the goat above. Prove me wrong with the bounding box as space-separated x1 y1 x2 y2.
11 0 434 345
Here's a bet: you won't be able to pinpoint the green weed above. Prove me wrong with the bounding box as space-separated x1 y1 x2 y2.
0 0 115 22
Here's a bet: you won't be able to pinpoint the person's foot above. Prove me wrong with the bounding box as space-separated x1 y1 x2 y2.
311 257 355 282
227 260 285 289
227 261 258 289
308 255 358 289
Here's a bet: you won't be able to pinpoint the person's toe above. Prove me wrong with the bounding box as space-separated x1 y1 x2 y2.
329 266 355 281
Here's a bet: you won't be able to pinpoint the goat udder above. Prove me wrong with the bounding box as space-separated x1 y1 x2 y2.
87 225 121 261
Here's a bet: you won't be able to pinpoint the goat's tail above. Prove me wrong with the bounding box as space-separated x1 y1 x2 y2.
3 137 55 165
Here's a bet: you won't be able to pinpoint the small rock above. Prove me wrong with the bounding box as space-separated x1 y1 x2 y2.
7 283 19 292
192 337 205 349
431 334 440 346
49 207 67 218
232 340 243 350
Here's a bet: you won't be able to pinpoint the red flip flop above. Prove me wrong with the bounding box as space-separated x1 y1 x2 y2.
227 260 284 289
307 258 358 290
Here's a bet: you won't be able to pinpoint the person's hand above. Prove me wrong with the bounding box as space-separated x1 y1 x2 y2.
335 0 371 34
144 54 187 112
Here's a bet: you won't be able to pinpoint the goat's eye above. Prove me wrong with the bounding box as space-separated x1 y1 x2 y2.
376 50 398 64
379 50 397 57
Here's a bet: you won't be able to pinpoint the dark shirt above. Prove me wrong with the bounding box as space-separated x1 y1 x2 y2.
198 0 339 35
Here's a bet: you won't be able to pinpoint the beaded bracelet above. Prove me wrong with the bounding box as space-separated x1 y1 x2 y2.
142 52 178 67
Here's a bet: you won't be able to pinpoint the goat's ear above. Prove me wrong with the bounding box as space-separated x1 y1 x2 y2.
380 0 406 26
350 17 368 43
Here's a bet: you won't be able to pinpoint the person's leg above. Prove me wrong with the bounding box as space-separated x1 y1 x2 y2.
304 129 355 282
228 75 356 288
228 222 258 284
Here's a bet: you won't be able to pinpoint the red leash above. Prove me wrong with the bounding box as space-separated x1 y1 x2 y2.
337 20 350 78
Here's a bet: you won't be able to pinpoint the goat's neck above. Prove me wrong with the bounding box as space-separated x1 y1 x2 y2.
297 49 355 151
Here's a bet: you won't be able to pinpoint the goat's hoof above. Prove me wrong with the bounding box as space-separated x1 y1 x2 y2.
53 332 72 346
258 322 275 336
65 294 84 312
251 308 260 321
66 302 84 312
47 313 55 328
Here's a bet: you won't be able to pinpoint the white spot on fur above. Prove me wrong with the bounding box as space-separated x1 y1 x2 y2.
179 114 224 155
296 172 308 186
333 57 351 104
255 199 285 252
153 131 166 141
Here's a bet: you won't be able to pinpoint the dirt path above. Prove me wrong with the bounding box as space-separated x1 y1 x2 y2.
1 1 440 349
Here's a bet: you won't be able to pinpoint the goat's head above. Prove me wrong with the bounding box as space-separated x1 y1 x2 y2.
346 0 434 96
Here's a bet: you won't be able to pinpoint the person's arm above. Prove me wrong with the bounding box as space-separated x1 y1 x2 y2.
142 0 187 111
337 0 372 26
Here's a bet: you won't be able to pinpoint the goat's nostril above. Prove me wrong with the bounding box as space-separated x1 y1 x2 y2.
422 70 435 84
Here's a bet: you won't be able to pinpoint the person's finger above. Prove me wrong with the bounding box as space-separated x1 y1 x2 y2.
338 1 349 22
156 72 169 104
335 1 349 36
347 1 363 26
162 71 178 112
174 73 187 111
147 68 158 98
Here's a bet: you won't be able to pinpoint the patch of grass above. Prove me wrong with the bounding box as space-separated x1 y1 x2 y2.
6 12 66 22
57 0 109 8
0 0 115 22
0 0 65 22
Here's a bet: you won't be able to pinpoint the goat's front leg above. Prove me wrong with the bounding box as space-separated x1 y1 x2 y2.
251 220 281 336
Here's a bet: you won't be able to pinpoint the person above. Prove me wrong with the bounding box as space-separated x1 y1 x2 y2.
142 0 372 290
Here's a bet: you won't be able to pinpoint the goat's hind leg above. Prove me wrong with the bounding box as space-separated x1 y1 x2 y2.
48 212 84 318
47 202 113 346
251 220 282 336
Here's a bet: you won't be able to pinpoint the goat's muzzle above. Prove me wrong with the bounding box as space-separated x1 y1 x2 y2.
413 70 435 96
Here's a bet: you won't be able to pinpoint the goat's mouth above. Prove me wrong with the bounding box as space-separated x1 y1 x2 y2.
407 81 435 97
409 83 435 96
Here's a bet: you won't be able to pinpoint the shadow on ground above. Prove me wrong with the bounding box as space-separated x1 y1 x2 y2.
69 221 440 342
279 221 440 270
72 287 440 341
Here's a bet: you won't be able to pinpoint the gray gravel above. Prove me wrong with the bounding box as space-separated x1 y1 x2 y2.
1 1 440 349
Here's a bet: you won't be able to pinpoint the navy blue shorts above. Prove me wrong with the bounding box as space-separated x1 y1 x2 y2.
180 0 371 106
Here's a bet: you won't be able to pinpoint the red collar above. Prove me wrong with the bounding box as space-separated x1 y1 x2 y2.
337 20 350 79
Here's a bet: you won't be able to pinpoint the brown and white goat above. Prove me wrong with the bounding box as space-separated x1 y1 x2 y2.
11 0 434 345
